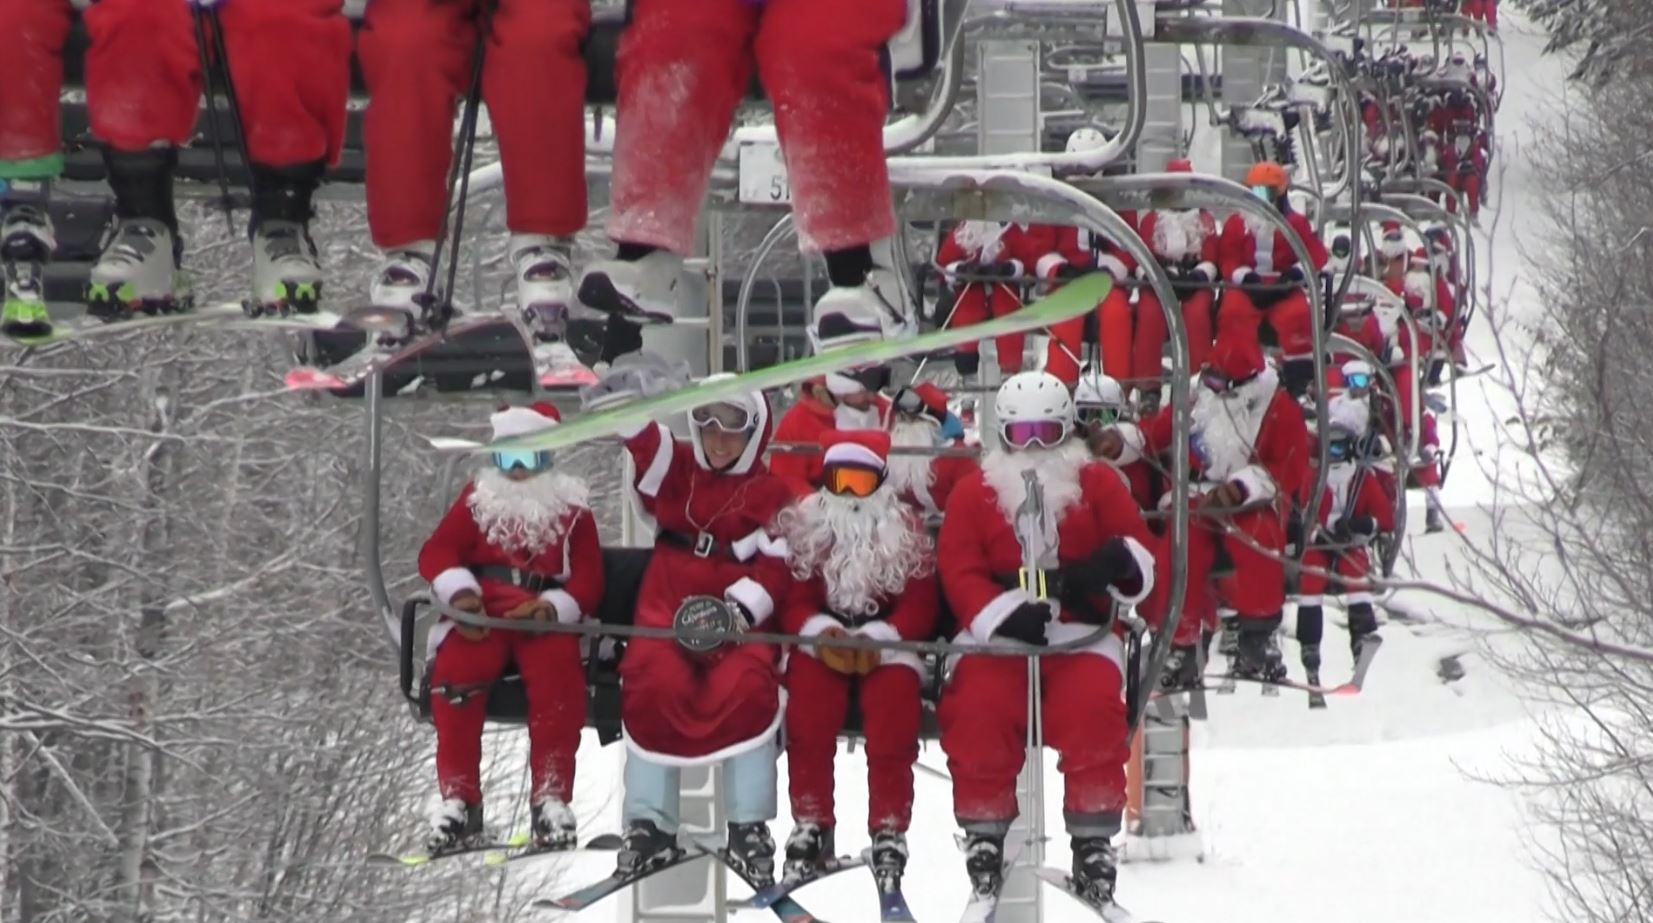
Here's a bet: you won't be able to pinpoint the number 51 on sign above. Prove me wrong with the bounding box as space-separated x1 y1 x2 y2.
738 140 792 205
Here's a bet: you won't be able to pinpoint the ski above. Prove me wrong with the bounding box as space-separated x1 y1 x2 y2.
958 842 1025 923
422 273 1115 456
693 844 825 923
1197 634 1383 697
3 303 342 347
365 829 531 868
284 312 515 391
877 879 918 922
530 847 708 911
1031 867 1164 922
498 832 625 864
1305 668 1327 709
737 853 869 909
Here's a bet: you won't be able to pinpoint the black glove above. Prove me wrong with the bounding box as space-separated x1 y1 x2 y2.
1280 266 1306 285
995 602 1052 646
1285 513 1305 555
1060 538 1142 622
1241 271 1263 287
973 262 1020 281
1159 644 1201 690
1346 514 1379 542
1185 265 1211 285
1056 262 1091 281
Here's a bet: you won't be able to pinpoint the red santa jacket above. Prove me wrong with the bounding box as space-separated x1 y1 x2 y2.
1027 218 1140 283
623 413 795 629
780 570 940 676
418 482 605 624
1217 208 1329 284
769 392 892 497
1333 312 1388 367
1314 464 1397 532
937 453 1161 665
936 221 1046 296
1138 208 1220 276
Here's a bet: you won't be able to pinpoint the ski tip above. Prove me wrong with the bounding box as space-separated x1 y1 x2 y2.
425 435 487 452
284 368 348 391
540 369 600 388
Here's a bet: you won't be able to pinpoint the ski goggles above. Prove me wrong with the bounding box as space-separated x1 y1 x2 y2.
1328 437 1356 461
1250 184 1276 202
844 365 891 394
823 463 885 498
1202 369 1258 395
1001 419 1068 449
1331 236 1352 259
492 449 554 472
893 387 928 417
1077 405 1121 426
690 402 755 432
1344 371 1373 390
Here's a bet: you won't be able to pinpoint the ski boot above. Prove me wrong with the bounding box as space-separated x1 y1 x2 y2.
424 798 485 855
1160 643 1202 691
529 798 578 852
87 218 189 320
248 160 327 316
363 248 433 344
510 234 575 341
1348 602 1381 662
1232 617 1288 682
782 821 833 881
810 263 916 352
615 819 684 877
963 832 1006 904
0 204 55 340
870 830 909 894
726 821 777 889
577 248 682 324
1425 504 1446 533
1070 836 1120 909
1217 613 1241 656
1300 642 1322 687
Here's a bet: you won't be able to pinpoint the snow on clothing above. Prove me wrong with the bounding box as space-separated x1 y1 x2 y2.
1029 221 1144 385
936 221 1050 375
936 442 1160 835
1215 206 1330 359
606 0 906 254
360 0 590 249
1299 462 1395 604
417 473 605 806
0 0 349 167
1135 207 1223 379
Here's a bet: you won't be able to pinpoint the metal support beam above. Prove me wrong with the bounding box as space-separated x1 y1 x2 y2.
1138 14 1183 170
976 39 1043 157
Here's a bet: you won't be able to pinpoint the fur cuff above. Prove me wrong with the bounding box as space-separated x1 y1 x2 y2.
1195 261 1218 280
1112 423 1146 466
1230 265 1256 284
856 620 903 643
540 588 583 624
1096 253 1129 280
432 567 481 604
1107 536 1155 606
970 589 1035 644
1005 259 1024 277
1035 252 1068 279
1230 464 1278 504
726 577 775 626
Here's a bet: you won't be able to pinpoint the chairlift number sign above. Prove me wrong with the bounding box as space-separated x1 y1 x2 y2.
738 140 792 205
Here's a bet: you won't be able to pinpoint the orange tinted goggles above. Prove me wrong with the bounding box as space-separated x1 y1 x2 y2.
824 464 884 498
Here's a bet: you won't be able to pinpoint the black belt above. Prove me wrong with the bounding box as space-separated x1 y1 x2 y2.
657 528 736 560
994 569 1066 601
469 565 562 593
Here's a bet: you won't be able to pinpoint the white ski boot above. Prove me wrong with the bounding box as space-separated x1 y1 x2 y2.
576 249 682 324
87 218 189 319
250 220 323 316
810 261 917 351
0 204 55 339
510 234 575 341
529 798 578 851
363 247 433 342
424 797 484 855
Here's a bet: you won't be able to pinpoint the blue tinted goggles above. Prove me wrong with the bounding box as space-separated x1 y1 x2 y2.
492 449 554 472
1344 372 1373 389
1328 438 1355 461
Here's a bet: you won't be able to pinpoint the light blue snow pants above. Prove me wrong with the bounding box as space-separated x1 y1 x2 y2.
622 736 778 833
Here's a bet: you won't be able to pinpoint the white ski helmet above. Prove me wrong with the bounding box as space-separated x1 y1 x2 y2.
1067 127 1107 154
1074 369 1127 410
995 371 1075 447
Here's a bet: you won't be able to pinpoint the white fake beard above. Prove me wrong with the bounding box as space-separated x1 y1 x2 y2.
834 401 882 431
954 220 1006 260
778 490 934 619
886 417 940 500
1242 210 1277 247
1404 270 1432 300
980 439 1090 556
1152 209 1206 261
1325 461 1358 520
1190 368 1276 482
468 467 589 554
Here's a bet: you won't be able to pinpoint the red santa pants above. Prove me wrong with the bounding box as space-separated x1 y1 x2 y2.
785 655 921 832
1299 546 1374 598
1447 169 1482 217
1216 287 1315 360
0 0 73 164
621 638 780 758
948 284 1025 375
1188 508 1286 618
607 0 905 254
360 0 589 249
429 627 585 805
1045 287 1135 385
1134 288 1216 385
939 653 1127 832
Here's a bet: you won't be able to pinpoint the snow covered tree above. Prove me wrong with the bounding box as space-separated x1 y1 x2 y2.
1509 0 1653 85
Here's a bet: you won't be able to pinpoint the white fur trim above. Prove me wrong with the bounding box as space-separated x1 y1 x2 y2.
970 588 1037 644
726 577 775 626
799 613 844 641
426 621 455 659
1043 624 1125 672
1112 423 1145 466
491 406 557 440
1346 591 1374 605
621 689 786 767
1297 595 1323 607
1230 265 1255 284
1036 252 1068 278
635 423 673 498
1195 261 1218 280
823 441 885 470
1005 259 1025 277
730 528 788 563
1230 464 1278 504
855 620 922 674
1107 536 1155 606
540 588 583 624
431 567 481 604
825 373 864 397
1095 254 1129 280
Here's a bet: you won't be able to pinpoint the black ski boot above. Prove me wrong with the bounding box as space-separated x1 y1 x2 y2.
1218 613 1241 656
424 798 484 854
1425 505 1445 533
871 829 909 893
783 821 833 880
1233 616 1288 682
963 832 1006 903
726 821 777 889
616 819 683 877
530 798 578 851
1301 642 1322 686
1160 643 1202 690
1348 602 1381 662
1070 836 1120 909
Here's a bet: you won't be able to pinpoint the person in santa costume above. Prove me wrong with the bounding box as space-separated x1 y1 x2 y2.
0 0 350 337
1097 331 1311 683
886 382 975 524
936 370 1161 910
574 0 914 354
606 377 795 887
1076 369 1158 512
935 219 1045 377
1296 396 1395 679
359 0 590 341
1133 158 1222 383
769 368 890 496
416 402 605 853
1216 160 1330 398
775 429 938 893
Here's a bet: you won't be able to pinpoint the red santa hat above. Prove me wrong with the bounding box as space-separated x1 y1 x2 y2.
1166 157 1194 173
1409 247 1432 269
1208 331 1266 382
1380 221 1407 259
491 401 562 440
821 429 890 471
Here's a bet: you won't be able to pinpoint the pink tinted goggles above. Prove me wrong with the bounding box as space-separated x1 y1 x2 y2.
1002 419 1067 448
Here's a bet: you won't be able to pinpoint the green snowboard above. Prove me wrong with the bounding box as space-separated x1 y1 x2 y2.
425 271 1113 455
